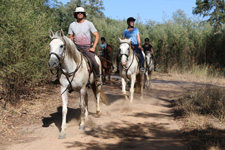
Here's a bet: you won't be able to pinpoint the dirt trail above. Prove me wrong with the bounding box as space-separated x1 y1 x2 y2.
5 75 189 150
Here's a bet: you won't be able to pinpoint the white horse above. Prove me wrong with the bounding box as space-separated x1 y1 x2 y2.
119 38 145 103
48 29 106 139
145 51 154 89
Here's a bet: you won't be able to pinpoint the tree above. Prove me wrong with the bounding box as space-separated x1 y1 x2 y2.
0 0 56 104
193 0 225 27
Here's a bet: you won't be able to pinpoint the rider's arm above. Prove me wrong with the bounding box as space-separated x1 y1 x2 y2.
151 47 154 54
69 34 74 41
89 32 100 52
137 34 142 50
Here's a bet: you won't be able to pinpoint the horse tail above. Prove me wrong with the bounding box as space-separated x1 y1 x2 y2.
99 89 108 105
91 83 108 105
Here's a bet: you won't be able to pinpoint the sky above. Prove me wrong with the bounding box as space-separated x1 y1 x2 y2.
59 0 200 23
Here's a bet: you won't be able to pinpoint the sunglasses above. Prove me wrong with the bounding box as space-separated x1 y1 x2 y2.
76 12 85 15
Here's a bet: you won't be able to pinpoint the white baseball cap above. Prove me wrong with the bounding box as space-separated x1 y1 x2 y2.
74 7 86 13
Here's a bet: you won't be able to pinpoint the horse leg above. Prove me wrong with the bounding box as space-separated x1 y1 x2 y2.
91 83 101 117
146 71 150 89
79 86 87 130
59 87 68 139
108 68 111 81
96 84 101 117
140 74 144 100
130 75 136 103
121 77 128 100
102 68 106 84
84 92 88 119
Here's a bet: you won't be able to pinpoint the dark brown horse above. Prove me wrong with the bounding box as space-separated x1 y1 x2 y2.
100 44 113 84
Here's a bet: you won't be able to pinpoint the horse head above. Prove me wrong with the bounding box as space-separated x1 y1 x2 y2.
119 38 132 66
48 29 66 69
146 51 152 66
106 44 112 55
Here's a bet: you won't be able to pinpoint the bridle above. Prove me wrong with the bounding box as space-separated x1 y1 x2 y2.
120 43 135 79
49 37 66 66
49 37 83 94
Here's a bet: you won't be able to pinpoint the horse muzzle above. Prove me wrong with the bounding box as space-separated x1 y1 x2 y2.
121 61 126 66
48 59 60 70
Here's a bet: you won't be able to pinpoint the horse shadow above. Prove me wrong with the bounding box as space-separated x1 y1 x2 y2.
42 106 80 131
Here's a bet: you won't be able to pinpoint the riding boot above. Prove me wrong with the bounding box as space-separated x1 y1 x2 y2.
115 56 120 73
154 61 157 72
115 66 119 73
140 67 145 74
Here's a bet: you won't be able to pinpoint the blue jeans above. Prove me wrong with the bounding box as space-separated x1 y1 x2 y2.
132 44 144 68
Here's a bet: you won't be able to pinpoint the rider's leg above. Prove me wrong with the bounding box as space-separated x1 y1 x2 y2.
77 45 101 85
116 50 120 73
133 45 145 73
151 53 157 71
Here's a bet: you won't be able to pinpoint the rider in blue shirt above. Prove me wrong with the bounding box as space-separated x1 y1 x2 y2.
116 17 145 74
123 17 145 73
98 37 107 57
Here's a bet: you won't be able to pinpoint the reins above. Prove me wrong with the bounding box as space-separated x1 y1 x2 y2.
61 54 83 95
101 57 113 64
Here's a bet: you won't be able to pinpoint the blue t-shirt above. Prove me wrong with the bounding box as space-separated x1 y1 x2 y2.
99 42 107 56
122 27 139 45
99 43 107 49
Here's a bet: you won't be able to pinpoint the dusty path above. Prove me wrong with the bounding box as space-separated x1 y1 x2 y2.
5 75 189 150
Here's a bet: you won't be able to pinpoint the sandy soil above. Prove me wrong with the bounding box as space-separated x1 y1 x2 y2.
2 74 193 150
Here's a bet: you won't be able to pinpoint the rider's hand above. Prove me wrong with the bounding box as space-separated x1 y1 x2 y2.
139 45 143 51
89 47 95 53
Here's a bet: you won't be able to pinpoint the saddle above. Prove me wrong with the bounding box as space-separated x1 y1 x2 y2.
77 48 93 73
83 53 93 73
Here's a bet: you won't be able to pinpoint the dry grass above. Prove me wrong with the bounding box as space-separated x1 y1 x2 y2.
182 113 211 130
177 86 225 121
167 65 225 85
176 85 225 150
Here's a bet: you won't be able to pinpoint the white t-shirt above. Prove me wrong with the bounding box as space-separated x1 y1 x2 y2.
68 20 97 46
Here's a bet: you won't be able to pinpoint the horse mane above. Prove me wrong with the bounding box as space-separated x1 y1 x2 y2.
53 31 80 63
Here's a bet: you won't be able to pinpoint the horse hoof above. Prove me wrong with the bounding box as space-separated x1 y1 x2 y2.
58 134 66 139
96 110 101 117
79 125 85 130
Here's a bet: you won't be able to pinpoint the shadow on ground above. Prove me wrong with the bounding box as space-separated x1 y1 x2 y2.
42 106 80 131
181 127 225 150
65 121 186 150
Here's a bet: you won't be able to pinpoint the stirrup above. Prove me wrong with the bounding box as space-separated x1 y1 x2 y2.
140 67 145 74
95 75 102 86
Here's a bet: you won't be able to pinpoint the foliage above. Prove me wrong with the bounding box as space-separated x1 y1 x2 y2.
0 0 56 104
0 0 225 105
193 0 225 27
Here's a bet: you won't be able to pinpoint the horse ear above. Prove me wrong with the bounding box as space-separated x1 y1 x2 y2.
128 38 132 43
60 29 64 37
49 29 54 39
118 37 122 43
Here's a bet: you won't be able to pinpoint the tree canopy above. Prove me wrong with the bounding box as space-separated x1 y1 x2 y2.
193 0 225 27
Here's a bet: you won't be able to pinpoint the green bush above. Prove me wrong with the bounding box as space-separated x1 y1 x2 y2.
0 0 56 104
